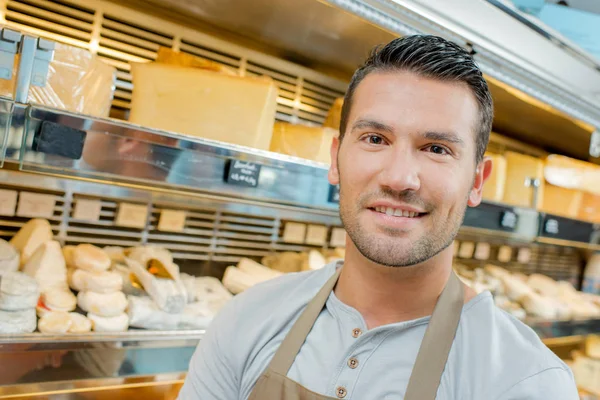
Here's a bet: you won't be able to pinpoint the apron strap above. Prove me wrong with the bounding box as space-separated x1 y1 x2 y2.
268 266 342 375
403 271 465 400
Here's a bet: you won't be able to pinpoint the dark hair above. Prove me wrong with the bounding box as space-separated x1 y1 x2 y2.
339 35 493 164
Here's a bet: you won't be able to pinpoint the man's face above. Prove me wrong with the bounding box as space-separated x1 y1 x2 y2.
329 71 490 267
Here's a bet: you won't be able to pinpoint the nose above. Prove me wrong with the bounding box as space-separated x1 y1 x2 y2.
377 148 421 192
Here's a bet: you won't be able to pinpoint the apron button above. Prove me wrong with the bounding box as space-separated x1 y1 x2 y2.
336 386 347 398
347 357 358 369
352 328 362 338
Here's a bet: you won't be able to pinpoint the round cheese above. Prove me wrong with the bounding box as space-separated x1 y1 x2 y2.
72 244 111 272
77 290 127 317
38 311 73 334
0 239 19 275
62 245 76 268
0 308 36 333
0 272 39 311
528 274 560 297
103 246 126 264
68 312 92 333
521 293 558 320
42 289 77 312
68 268 122 294
88 312 129 332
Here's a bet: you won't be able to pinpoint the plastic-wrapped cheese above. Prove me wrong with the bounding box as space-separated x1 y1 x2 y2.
68 268 122 293
72 244 111 272
222 266 263 294
127 295 213 330
9 219 53 266
22 240 68 292
0 272 39 311
0 239 19 275
0 308 36 333
237 258 282 280
103 246 126 264
77 290 128 317
88 312 129 332
127 246 179 280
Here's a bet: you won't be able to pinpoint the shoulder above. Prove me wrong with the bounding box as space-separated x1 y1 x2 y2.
452 293 577 398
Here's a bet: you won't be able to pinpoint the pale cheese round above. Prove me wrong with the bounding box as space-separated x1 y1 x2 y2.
62 245 76 268
72 244 111 272
38 311 73 334
0 239 19 275
0 272 39 311
88 312 129 332
42 289 77 312
68 312 92 333
0 308 36 333
69 268 122 294
77 290 127 317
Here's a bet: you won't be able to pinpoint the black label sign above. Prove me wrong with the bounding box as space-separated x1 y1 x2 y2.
544 218 559 235
224 160 260 187
33 121 86 160
328 185 340 203
540 214 593 243
500 210 518 231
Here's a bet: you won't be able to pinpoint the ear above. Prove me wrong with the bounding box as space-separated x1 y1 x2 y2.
328 136 340 185
468 156 493 207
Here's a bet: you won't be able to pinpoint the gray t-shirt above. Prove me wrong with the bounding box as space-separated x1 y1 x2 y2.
178 263 579 399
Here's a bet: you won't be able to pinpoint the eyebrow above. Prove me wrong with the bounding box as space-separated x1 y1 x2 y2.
423 131 465 147
350 119 394 135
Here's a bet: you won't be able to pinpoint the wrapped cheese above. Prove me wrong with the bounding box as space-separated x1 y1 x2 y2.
301 250 327 272
0 308 36 333
9 219 53 266
0 272 39 311
112 263 146 296
482 152 507 203
0 239 19 276
541 184 583 219
503 152 544 209
237 258 282 281
22 240 68 292
129 62 278 150
72 244 111 273
103 246 127 264
88 312 129 332
126 257 187 313
127 246 179 280
127 295 214 330
521 292 558 320
68 268 122 293
222 266 264 294
269 122 337 164
262 252 305 274
77 290 128 318
156 47 238 76
527 274 560 297
323 97 344 130
544 154 600 196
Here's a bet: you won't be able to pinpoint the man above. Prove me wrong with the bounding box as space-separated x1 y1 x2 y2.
178 35 579 399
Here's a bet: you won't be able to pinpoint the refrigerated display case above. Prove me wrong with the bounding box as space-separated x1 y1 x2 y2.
0 0 599 398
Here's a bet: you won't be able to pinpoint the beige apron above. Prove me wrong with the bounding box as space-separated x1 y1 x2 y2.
248 267 465 400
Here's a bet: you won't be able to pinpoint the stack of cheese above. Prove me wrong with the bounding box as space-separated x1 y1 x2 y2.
0 239 19 276
269 122 338 164
570 335 600 396
0 272 38 333
222 258 283 294
66 244 127 332
455 263 600 321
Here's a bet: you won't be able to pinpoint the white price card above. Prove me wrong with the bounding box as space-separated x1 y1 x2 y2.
158 209 186 232
517 248 531 264
458 242 475 259
282 222 306 244
330 227 347 248
497 246 513 263
0 189 17 216
73 199 102 222
17 192 56 218
474 242 491 260
115 202 148 229
305 225 327 246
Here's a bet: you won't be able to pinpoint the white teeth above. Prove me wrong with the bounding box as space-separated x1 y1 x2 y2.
374 206 420 217
410 212 416 218
393 209 403 217
385 208 394 216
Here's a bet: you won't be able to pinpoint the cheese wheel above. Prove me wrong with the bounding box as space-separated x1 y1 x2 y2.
502 275 534 302
521 292 558 320
72 244 111 272
237 258 281 280
88 312 129 332
68 268 122 293
0 239 19 275
127 246 179 280
9 219 53 266
528 274 560 297
77 290 127 317
38 311 73 334
222 266 263 294
0 308 36 333
484 264 511 279
42 288 77 312
22 240 68 292
0 272 39 311
103 246 126 264
69 312 92 333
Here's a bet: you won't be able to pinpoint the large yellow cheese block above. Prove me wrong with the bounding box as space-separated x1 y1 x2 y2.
129 62 278 150
579 193 600 223
323 97 344 131
482 152 506 203
545 154 600 196
541 184 583 218
9 218 53 266
503 152 545 209
269 122 337 164
156 47 238 76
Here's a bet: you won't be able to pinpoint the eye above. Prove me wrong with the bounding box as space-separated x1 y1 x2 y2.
362 134 386 145
424 145 450 155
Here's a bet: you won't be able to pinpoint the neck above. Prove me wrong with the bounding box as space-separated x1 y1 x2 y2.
334 242 457 330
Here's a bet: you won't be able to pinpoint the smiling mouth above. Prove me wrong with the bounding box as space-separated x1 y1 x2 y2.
368 206 427 218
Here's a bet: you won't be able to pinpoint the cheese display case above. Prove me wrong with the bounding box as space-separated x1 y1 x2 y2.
0 0 599 398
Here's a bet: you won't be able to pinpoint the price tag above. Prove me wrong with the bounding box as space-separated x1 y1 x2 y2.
115 202 148 229
225 160 261 187
328 185 340 203
0 189 17 216
517 247 531 264
158 209 186 232
500 210 518 230
72 199 102 222
282 222 306 244
330 227 346 247
544 218 560 235
16 192 56 218
305 225 327 246
474 242 491 260
497 246 513 263
458 242 475 259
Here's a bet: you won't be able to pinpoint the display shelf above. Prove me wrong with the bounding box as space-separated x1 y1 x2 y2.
528 317 600 340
